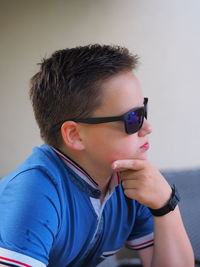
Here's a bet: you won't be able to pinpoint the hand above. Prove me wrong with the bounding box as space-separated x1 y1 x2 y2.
112 159 172 209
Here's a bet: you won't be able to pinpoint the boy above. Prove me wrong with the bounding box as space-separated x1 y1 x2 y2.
0 44 194 267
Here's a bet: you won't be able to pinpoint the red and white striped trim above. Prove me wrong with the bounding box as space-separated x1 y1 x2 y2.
52 147 121 190
101 248 120 258
0 247 46 267
52 147 99 189
126 232 154 250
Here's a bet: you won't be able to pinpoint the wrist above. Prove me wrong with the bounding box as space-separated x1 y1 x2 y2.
149 184 180 217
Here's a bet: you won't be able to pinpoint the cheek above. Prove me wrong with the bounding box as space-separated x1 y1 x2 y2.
109 139 139 161
92 133 139 163
83 127 139 164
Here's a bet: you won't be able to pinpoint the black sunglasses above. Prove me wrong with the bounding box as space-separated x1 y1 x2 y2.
52 98 148 135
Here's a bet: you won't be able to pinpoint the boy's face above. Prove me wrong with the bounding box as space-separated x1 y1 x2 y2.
79 71 152 174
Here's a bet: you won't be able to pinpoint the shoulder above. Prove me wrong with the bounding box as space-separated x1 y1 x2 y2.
0 168 62 267
0 144 68 192
0 145 82 266
0 167 62 229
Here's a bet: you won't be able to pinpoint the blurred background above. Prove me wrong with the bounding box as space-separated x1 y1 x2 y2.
0 0 200 177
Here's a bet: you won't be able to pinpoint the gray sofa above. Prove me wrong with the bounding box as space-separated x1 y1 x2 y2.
98 168 200 267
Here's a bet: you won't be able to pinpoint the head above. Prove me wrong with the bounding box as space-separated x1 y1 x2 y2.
30 44 152 177
30 44 139 148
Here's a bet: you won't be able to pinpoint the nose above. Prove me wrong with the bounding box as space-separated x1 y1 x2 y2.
138 118 152 137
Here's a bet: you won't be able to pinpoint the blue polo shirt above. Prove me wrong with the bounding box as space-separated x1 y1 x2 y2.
0 145 154 267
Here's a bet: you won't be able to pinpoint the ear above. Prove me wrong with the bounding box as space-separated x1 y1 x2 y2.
61 121 85 151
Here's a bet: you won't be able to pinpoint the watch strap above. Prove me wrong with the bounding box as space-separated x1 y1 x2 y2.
149 184 180 217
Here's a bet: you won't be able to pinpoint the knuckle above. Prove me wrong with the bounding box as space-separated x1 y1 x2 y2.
122 180 130 188
121 180 126 188
124 189 132 198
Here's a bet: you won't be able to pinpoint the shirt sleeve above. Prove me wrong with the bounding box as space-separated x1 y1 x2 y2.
0 168 61 267
125 202 154 250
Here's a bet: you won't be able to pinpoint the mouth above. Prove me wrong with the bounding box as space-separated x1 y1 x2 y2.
139 142 150 151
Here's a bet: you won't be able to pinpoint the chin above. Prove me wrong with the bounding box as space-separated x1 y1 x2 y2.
138 152 148 160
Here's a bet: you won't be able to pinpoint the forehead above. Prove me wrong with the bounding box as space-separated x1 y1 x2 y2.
94 71 144 116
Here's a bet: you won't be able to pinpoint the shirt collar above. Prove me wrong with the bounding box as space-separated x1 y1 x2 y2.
51 147 120 195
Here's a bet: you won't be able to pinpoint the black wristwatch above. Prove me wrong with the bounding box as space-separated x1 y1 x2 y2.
149 184 180 217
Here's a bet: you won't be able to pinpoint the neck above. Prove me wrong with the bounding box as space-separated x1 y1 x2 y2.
57 146 113 193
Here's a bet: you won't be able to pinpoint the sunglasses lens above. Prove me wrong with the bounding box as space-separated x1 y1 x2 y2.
126 108 144 134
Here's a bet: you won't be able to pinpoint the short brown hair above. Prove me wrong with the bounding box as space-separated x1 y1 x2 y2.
30 44 139 147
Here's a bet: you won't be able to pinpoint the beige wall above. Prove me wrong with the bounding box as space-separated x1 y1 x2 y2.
0 0 200 177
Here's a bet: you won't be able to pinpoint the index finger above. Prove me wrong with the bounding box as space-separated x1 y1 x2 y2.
112 159 146 172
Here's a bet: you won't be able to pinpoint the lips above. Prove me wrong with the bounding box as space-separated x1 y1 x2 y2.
140 142 150 150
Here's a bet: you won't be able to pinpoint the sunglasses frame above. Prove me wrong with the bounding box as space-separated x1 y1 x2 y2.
52 97 148 134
